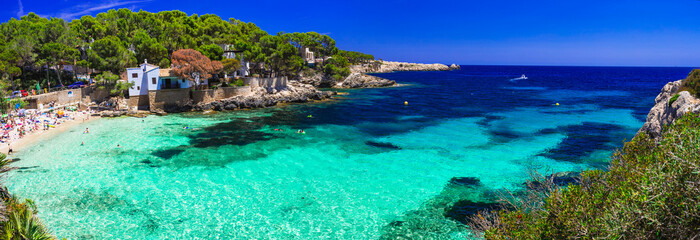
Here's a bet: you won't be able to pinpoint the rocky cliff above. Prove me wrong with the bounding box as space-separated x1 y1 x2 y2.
298 61 459 89
638 80 700 140
194 81 334 111
349 61 459 73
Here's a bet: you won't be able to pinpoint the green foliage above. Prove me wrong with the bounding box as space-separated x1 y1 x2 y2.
94 72 119 85
669 93 680 106
7 98 28 110
132 30 169 68
680 69 700 97
0 9 371 92
2 197 54 240
0 152 55 239
232 79 245 87
323 54 351 80
197 44 224 61
338 50 374 64
472 113 700 239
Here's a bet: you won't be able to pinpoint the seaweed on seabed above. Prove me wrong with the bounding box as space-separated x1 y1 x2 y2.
379 176 499 239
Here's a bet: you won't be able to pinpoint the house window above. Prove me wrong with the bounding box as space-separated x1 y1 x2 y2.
137 86 140 90
132 73 138 78
152 77 156 84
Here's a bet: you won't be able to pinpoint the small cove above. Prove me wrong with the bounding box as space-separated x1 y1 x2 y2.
6 66 693 239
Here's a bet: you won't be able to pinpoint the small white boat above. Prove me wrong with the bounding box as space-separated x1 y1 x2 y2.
511 74 528 81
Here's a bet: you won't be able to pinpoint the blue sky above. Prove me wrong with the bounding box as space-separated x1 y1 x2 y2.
2 0 699 66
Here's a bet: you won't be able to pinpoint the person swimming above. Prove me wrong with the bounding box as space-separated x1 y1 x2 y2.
81 142 84 146
83 128 89 134
296 129 305 134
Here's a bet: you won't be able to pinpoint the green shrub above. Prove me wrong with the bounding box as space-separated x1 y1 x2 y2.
680 69 700 97
669 93 680 106
470 113 700 239
233 79 245 87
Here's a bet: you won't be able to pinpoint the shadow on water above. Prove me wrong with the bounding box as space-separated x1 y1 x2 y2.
537 122 627 166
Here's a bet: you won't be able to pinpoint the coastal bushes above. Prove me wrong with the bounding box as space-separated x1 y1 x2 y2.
669 93 680 106
468 113 700 239
323 54 351 80
680 69 700 97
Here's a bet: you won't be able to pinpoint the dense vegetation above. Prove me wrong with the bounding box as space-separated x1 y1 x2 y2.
0 9 374 94
680 69 700 98
469 113 700 239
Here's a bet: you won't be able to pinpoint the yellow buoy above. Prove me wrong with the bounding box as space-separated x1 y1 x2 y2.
555 103 560 106
404 101 408 105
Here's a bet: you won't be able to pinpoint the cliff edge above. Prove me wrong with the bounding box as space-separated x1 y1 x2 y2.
298 61 459 89
638 80 700 140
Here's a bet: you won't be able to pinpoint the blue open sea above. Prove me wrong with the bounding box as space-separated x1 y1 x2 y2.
6 66 693 239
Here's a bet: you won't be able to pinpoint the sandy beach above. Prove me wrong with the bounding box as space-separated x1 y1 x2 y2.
0 113 101 155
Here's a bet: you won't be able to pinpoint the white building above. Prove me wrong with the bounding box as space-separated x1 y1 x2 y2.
219 44 250 78
126 60 204 97
300 47 315 64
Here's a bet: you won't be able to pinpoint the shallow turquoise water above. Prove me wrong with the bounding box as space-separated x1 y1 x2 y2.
5 66 691 238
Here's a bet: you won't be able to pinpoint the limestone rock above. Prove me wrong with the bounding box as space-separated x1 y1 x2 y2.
449 64 460 70
335 73 396 88
194 81 333 111
349 61 451 74
638 80 700 140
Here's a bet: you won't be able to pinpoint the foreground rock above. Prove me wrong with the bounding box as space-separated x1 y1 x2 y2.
195 81 334 111
638 80 700 140
335 73 396 88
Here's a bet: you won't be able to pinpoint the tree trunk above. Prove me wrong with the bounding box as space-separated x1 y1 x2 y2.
56 65 64 86
45 66 50 90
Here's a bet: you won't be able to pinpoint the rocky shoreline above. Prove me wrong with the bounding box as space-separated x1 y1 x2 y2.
350 61 460 74
638 79 700 140
194 81 334 112
298 60 459 89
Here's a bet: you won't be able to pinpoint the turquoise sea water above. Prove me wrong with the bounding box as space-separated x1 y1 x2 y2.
5 66 693 239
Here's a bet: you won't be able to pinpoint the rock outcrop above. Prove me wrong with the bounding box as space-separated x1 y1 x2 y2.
194 81 334 111
335 73 396 88
296 71 336 88
298 60 457 89
350 61 453 73
638 80 700 140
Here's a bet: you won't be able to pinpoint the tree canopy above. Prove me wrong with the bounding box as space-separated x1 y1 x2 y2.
0 9 374 91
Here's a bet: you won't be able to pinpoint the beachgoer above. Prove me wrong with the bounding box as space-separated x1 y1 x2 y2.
117 144 121 148
81 142 84 146
7 144 12 155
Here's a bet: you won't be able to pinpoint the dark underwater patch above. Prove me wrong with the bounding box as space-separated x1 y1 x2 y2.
151 148 185 159
444 200 501 225
538 122 626 163
365 141 401 150
449 177 481 187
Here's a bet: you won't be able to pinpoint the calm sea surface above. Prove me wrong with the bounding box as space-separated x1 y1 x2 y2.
6 66 693 238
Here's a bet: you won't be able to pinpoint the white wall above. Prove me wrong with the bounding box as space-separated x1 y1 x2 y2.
127 68 146 96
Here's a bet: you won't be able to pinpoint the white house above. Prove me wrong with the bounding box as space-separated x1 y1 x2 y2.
126 60 204 97
219 44 250 78
300 47 315 64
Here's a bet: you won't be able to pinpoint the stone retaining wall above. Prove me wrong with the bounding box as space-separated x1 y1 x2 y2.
244 77 287 90
192 86 251 103
148 89 191 111
25 88 85 110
